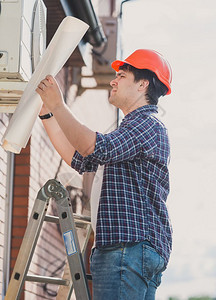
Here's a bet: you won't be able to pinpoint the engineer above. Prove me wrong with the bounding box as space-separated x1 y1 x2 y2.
36 49 173 300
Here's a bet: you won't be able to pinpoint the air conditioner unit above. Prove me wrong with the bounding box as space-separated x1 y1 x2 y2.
0 0 46 112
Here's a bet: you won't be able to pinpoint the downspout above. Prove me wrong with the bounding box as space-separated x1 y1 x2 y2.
2 150 14 299
60 0 107 47
116 0 135 127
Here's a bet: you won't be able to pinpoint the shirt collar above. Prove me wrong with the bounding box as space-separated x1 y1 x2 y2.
123 105 158 121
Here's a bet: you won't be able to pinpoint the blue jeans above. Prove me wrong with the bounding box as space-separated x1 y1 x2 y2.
90 241 165 300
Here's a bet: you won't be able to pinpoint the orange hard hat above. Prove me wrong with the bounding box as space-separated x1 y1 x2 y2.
111 49 172 95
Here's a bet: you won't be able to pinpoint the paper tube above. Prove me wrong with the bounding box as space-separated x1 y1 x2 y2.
2 16 89 153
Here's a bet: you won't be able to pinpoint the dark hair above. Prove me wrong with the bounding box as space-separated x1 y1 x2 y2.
119 63 168 105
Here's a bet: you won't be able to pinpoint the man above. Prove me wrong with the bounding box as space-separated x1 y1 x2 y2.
36 49 173 300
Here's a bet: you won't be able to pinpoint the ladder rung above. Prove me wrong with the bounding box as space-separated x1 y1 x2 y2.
26 274 70 286
44 215 59 223
45 214 91 225
44 216 88 229
73 213 91 222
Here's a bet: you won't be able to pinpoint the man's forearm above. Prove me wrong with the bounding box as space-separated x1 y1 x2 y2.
52 102 96 157
41 111 76 166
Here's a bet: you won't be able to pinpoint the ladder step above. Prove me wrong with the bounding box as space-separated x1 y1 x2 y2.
44 214 91 223
44 214 91 228
26 274 70 286
44 215 59 223
73 213 91 223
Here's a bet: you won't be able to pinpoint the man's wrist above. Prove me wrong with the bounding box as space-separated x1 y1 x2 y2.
51 102 66 115
39 112 53 120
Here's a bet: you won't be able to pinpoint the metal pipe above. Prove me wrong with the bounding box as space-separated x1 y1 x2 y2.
60 0 107 47
2 151 15 299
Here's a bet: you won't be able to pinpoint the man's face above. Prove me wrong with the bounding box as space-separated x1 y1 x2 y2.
109 70 141 111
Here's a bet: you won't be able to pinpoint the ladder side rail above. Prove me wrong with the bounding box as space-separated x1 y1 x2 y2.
55 195 91 300
5 194 50 300
57 224 92 300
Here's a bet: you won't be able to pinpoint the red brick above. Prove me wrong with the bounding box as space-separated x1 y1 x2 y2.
11 237 23 248
15 155 30 165
14 166 30 176
14 176 30 186
13 186 29 197
13 217 27 227
12 227 26 237
13 207 28 217
10 258 16 270
13 196 28 206
11 248 20 259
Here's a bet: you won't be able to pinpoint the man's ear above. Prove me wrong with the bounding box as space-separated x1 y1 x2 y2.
138 79 149 91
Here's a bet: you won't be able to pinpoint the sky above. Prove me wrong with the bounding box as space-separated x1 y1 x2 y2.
121 0 216 299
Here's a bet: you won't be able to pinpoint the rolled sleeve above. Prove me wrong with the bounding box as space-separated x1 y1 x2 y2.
71 132 106 174
88 128 142 165
84 126 142 166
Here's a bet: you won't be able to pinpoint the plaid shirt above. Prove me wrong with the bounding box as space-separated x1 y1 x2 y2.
71 105 172 265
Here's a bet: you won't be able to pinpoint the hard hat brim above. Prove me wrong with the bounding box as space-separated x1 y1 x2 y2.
111 60 126 72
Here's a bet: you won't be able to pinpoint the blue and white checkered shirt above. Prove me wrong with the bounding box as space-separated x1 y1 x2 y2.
71 105 172 265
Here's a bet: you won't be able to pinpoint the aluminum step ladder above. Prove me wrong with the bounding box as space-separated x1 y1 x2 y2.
5 179 92 300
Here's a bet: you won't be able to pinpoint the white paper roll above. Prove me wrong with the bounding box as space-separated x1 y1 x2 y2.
2 16 89 153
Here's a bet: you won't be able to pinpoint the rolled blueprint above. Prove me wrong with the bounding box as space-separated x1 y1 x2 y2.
2 16 89 153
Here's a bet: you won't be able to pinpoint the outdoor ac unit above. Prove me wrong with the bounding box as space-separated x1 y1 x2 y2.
0 0 46 112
